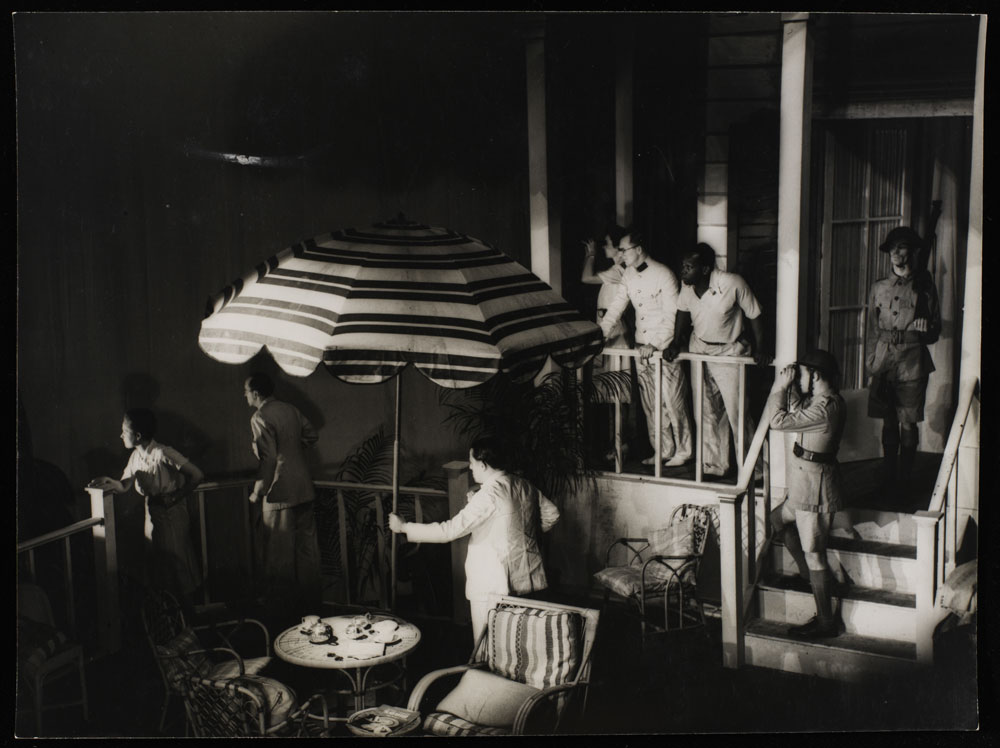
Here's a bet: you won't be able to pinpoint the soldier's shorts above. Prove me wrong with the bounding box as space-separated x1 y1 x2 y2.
867 375 927 423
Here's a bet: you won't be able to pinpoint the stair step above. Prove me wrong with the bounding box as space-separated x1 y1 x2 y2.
772 536 918 593
831 509 917 545
747 618 916 659
746 619 917 681
757 574 915 640
762 573 915 608
827 536 916 560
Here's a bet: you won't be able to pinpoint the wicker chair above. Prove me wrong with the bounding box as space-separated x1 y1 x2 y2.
181 669 332 737
17 583 89 736
593 503 720 649
407 594 600 736
141 589 272 733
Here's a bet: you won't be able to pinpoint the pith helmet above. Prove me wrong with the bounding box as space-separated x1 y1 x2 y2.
879 226 925 253
795 349 840 385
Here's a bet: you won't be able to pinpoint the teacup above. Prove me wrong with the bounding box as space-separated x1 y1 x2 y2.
301 615 320 631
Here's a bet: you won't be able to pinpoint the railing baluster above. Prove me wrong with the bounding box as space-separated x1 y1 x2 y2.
415 494 423 524
64 536 77 638
337 489 350 605
737 361 746 466
198 489 210 606
241 489 254 599
374 492 387 608
27 548 37 583
694 360 704 483
654 356 662 478
614 354 623 473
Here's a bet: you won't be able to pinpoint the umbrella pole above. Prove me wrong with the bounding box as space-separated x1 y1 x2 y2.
391 374 401 611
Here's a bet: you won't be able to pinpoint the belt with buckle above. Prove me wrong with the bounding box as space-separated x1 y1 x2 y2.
793 442 836 464
880 329 920 345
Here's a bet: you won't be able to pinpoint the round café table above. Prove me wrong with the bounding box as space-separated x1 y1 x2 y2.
274 612 421 715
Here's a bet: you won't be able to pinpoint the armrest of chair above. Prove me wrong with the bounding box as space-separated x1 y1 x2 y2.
194 617 272 657
270 692 332 737
180 646 247 675
512 681 580 735
605 537 650 567
406 664 481 713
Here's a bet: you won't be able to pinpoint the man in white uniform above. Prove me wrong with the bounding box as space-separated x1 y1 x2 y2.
599 228 693 467
665 243 766 477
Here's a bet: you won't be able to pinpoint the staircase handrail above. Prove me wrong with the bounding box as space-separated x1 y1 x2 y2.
926 377 980 515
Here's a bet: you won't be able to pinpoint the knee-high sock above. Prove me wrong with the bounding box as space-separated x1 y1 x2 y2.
783 526 812 583
809 569 834 624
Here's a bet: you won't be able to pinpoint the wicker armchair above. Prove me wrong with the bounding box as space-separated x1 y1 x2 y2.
407 594 600 736
141 589 272 733
181 669 332 737
594 503 720 649
17 583 89 736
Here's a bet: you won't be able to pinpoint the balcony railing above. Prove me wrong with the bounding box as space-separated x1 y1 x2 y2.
598 347 763 483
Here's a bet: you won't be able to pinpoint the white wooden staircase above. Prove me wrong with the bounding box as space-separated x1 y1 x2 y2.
744 506 923 681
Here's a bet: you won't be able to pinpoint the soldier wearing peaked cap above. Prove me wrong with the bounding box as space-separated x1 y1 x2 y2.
767 349 846 640
865 226 941 505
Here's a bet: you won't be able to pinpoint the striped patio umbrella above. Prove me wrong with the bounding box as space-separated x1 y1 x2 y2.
199 221 602 386
198 219 603 606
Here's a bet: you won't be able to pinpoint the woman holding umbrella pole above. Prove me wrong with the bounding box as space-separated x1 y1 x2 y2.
388 436 560 644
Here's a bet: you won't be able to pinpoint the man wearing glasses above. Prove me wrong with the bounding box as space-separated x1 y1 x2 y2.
599 227 693 468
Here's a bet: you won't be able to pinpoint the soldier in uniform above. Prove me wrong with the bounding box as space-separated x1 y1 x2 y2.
865 226 941 502
767 349 846 640
599 227 693 467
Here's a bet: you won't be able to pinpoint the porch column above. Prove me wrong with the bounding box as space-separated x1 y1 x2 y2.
718 492 745 668
955 14 985 552
444 461 471 625
615 22 634 226
87 487 122 655
775 12 812 365
525 21 560 293
912 511 943 665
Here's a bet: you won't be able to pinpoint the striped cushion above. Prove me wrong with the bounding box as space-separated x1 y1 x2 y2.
486 606 581 689
17 617 75 681
423 712 510 737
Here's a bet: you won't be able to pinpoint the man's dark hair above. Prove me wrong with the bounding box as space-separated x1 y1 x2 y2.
124 408 156 440
620 225 645 248
606 224 629 247
247 372 275 399
692 242 717 271
470 435 506 471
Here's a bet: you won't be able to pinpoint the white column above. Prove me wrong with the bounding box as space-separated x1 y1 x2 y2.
615 23 634 226
961 15 984 387
775 12 812 366
525 22 560 293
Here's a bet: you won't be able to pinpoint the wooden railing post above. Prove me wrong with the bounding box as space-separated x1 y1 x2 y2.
444 461 471 625
718 492 745 668
87 487 121 655
912 510 942 665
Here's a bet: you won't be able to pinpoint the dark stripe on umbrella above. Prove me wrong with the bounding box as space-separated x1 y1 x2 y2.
336 312 489 332
329 323 495 345
332 228 471 246
300 246 511 271
326 348 502 371
306 237 495 259
485 303 577 328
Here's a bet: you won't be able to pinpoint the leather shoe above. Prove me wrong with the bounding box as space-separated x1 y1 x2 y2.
788 616 840 640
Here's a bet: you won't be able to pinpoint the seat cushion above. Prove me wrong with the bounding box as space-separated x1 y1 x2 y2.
486 606 581 690
17 617 77 682
423 712 510 737
435 668 540 728
209 656 272 680
594 566 650 597
232 674 298 729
